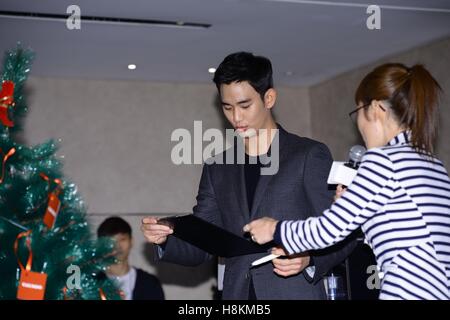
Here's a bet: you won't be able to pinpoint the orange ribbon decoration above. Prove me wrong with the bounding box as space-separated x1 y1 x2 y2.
40 173 63 194
99 288 107 300
14 230 33 272
62 286 72 300
40 173 62 186
0 147 16 183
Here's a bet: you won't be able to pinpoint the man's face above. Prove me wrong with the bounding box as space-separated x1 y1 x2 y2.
113 233 132 263
220 81 275 138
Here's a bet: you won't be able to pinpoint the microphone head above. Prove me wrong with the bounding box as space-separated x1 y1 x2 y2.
349 145 366 163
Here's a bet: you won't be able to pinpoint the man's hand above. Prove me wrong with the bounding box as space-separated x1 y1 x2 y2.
141 217 173 245
243 217 278 244
271 247 310 277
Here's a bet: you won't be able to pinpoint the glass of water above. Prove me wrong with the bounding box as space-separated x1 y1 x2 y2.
325 273 346 300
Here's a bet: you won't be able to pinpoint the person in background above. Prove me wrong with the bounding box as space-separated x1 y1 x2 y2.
97 216 165 300
245 63 450 300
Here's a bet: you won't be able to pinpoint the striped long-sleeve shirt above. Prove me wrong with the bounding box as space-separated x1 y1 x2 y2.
274 131 450 300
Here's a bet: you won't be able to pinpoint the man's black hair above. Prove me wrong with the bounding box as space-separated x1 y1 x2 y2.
213 51 273 99
97 216 132 237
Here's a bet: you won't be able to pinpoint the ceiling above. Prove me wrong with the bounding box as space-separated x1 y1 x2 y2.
1 0 449 86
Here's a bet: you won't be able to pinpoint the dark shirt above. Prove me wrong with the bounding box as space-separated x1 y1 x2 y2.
244 151 269 300
133 268 165 300
96 268 164 300
244 153 263 214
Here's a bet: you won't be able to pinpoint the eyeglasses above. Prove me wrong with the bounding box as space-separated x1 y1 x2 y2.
348 103 386 123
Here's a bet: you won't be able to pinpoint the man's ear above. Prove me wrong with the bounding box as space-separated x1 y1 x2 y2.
264 88 277 110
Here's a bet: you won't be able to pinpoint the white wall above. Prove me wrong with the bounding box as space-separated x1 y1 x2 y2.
310 37 450 166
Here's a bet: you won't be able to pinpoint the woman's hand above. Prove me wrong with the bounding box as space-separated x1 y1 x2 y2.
243 217 278 244
334 184 347 202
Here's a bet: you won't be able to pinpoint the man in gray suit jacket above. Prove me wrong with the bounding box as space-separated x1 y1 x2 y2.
142 52 355 299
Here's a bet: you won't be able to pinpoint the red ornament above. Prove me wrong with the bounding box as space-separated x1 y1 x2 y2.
43 191 61 229
14 230 48 300
40 173 63 229
0 80 15 127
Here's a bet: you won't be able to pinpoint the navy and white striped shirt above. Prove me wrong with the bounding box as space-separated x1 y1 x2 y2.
275 131 450 300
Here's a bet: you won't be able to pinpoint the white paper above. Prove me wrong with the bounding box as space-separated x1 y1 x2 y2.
327 161 358 186
251 253 281 267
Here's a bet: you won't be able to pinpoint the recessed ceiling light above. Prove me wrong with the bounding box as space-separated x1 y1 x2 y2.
208 68 216 74
285 71 294 76
128 64 137 70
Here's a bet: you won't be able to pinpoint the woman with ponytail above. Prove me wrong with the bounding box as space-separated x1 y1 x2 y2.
244 63 450 300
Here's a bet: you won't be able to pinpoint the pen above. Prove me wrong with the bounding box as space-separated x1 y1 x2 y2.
251 253 281 267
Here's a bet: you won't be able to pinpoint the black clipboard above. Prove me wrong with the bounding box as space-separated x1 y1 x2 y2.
158 215 274 258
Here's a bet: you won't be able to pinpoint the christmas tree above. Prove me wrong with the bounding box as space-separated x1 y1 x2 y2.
0 45 121 300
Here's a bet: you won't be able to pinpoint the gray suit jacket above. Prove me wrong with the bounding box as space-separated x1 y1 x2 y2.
158 125 355 299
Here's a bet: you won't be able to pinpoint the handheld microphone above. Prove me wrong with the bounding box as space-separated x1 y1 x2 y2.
327 145 366 186
345 145 366 169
